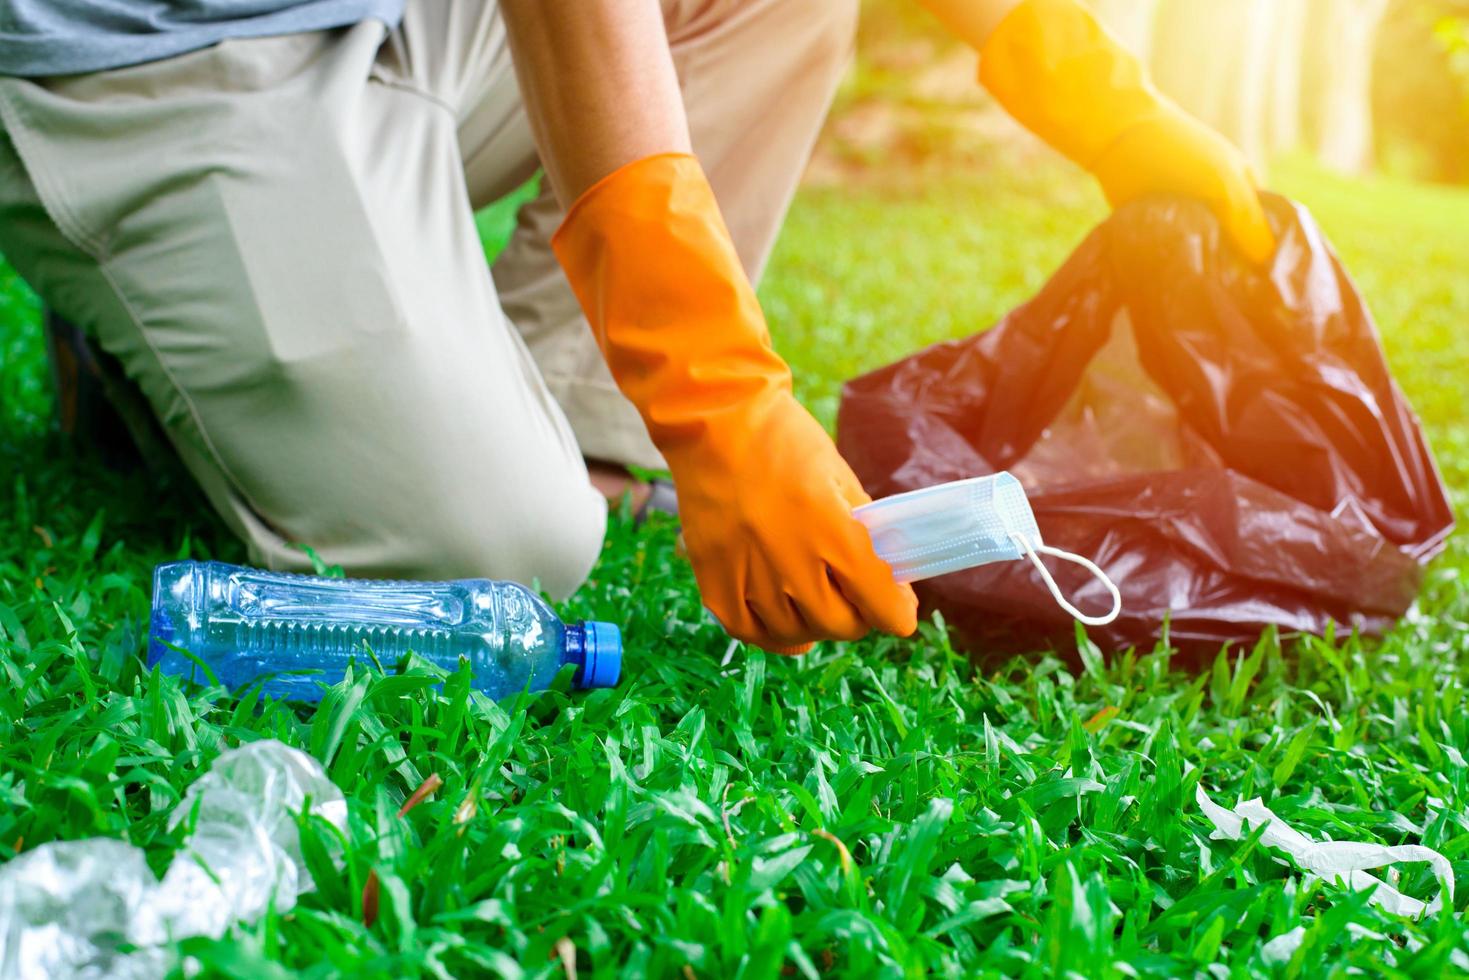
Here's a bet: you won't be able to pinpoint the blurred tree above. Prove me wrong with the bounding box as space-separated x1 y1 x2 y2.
1149 0 1280 167
1313 0 1394 173
1090 0 1160 60
1372 1 1469 183
1267 0 1311 154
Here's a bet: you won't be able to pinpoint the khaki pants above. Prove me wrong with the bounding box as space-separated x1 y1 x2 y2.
0 0 855 597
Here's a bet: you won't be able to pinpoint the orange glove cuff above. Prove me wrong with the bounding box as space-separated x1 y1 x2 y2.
552 152 789 456
979 0 1165 170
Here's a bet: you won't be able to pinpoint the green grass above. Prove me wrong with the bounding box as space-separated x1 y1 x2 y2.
2 154 1467 977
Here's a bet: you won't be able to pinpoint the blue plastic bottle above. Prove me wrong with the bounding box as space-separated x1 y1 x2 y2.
148 560 621 702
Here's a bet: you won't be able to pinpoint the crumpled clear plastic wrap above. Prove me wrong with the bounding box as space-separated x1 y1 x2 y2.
0 740 347 979
1197 785 1453 918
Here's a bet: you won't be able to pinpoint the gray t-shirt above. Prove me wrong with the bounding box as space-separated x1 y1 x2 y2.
0 1 406 77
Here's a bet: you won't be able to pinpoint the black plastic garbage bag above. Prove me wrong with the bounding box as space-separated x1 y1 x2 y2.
837 195 1454 656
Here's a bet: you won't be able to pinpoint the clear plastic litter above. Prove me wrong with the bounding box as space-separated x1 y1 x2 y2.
1260 926 1308 966
0 740 347 979
1196 785 1453 918
149 560 622 702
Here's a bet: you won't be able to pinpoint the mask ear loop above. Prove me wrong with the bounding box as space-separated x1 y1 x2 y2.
1008 532 1122 626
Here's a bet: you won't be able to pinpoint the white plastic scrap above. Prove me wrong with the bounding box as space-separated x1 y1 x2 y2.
1259 925 1307 966
0 740 347 979
1196 785 1453 918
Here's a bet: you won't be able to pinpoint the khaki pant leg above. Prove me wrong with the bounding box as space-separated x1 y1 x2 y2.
379 0 542 209
0 23 606 598
483 0 861 471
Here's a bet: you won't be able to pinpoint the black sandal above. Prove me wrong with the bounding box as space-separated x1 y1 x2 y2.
44 308 173 473
633 478 679 526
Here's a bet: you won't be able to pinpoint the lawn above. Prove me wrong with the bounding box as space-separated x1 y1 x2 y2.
1 150 1467 977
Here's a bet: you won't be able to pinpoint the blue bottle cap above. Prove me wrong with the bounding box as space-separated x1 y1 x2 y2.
576 621 622 689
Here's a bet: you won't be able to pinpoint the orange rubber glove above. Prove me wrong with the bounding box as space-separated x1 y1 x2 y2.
979 0 1276 265
552 153 918 653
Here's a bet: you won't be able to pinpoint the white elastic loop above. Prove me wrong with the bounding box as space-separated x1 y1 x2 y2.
1009 533 1122 626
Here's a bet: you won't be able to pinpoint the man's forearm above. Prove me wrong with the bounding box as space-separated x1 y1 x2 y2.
914 0 1022 51
500 0 692 206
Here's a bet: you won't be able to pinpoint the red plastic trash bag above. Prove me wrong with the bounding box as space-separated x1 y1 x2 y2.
837 195 1454 656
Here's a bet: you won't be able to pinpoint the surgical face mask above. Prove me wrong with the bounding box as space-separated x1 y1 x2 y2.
853 472 1122 626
